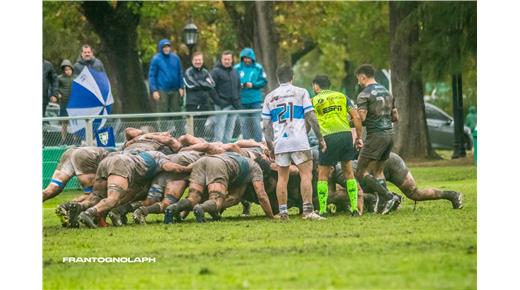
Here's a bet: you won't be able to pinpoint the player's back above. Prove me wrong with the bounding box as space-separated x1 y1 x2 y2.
262 83 313 154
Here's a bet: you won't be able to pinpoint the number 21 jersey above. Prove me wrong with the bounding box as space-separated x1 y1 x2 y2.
262 83 314 154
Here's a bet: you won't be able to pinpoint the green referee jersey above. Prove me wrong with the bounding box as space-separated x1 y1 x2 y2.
312 90 355 136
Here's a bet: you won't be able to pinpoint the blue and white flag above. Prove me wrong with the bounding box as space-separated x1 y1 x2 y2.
67 66 114 136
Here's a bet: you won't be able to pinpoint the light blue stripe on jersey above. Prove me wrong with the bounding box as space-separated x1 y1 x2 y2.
270 105 305 122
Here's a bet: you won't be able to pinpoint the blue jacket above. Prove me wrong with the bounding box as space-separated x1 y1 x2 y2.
234 48 267 104
148 39 184 92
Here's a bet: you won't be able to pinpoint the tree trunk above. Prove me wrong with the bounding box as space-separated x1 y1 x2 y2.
223 2 255 49
254 1 278 91
451 73 466 158
389 2 437 159
81 1 150 114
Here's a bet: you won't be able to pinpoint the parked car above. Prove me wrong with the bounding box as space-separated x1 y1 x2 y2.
425 103 473 150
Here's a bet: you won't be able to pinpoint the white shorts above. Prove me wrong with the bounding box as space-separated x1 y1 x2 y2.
275 150 312 167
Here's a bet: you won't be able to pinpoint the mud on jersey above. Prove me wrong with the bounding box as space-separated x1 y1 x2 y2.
356 83 394 133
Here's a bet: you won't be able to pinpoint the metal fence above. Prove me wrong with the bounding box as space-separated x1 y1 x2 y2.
42 109 263 189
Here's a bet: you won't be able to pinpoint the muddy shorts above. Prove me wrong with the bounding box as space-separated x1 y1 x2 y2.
359 131 393 161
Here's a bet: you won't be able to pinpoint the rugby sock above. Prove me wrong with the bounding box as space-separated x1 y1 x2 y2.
142 203 161 215
376 178 389 191
302 203 314 215
346 179 358 213
317 180 328 215
279 204 288 216
362 175 393 200
176 199 193 211
201 200 220 220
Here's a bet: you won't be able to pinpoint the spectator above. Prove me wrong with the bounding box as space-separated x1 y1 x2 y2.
73 44 106 76
210 50 241 143
184 52 216 137
57 59 74 145
42 59 58 116
148 39 185 134
235 48 267 142
465 105 477 133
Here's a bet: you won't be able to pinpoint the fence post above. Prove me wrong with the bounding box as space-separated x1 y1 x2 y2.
186 115 194 136
85 118 94 146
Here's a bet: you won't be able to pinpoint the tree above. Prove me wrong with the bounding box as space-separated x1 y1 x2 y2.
81 1 150 113
389 1 437 159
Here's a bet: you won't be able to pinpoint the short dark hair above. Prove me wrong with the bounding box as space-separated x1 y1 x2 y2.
355 64 376 78
191 51 203 59
221 50 233 57
312 75 331 89
276 64 293 83
81 44 92 51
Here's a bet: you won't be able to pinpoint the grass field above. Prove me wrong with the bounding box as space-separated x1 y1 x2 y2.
43 161 476 290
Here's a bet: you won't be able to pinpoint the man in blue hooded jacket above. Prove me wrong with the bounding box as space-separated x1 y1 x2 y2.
234 48 268 142
148 39 185 133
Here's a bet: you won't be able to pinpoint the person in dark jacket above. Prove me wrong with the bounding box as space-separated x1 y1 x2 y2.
43 59 58 116
184 52 216 137
235 48 268 142
73 44 106 76
210 50 241 143
57 59 74 144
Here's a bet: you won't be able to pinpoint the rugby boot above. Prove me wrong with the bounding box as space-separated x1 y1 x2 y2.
163 207 174 224
133 208 147 225
350 210 361 217
279 212 289 221
390 193 402 212
381 195 401 215
108 210 123 227
79 211 98 228
241 200 251 217
55 203 71 227
67 202 82 228
193 204 206 223
302 212 326 220
327 203 337 214
165 203 183 223
445 191 464 209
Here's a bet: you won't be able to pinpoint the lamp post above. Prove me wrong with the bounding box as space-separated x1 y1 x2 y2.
183 17 198 60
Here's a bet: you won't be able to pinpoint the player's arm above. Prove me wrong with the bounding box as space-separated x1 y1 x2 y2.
161 161 191 173
347 102 364 148
222 143 242 153
262 118 275 156
178 134 206 147
235 139 264 148
252 180 274 218
124 127 144 141
179 142 211 152
304 110 327 153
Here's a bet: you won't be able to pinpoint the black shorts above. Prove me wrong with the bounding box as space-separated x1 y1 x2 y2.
319 132 356 166
359 131 393 161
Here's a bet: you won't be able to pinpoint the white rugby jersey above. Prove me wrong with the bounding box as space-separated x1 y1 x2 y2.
261 83 314 154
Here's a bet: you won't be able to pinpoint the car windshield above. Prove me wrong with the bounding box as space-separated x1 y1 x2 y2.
426 105 450 122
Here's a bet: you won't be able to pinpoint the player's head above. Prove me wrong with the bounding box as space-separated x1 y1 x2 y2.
255 156 275 180
276 64 293 84
312 75 331 93
355 64 376 88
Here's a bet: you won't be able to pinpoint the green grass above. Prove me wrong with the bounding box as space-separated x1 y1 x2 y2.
43 163 476 290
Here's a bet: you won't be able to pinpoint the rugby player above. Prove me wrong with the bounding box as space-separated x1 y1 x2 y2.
164 152 275 223
355 64 400 214
311 75 364 216
43 146 115 202
76 150 191 228
331 152 463 211
132 150 205 224
262 64 326 220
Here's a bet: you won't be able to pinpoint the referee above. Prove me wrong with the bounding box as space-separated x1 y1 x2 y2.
311 75 364 216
